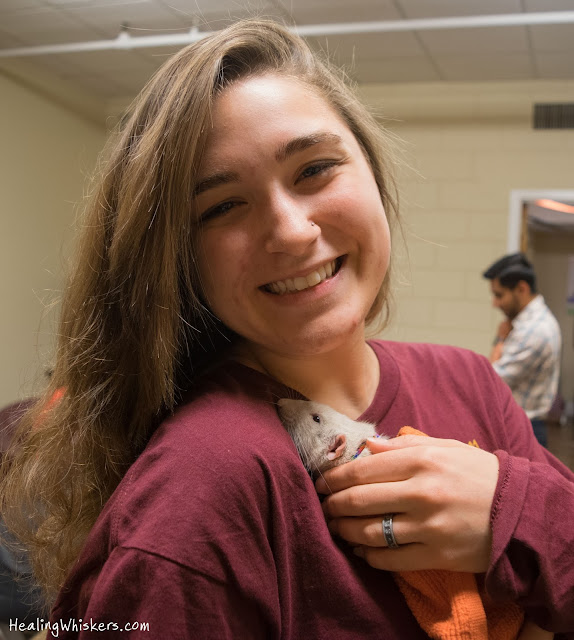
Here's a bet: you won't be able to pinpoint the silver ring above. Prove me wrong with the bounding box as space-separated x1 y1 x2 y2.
382 513 399 549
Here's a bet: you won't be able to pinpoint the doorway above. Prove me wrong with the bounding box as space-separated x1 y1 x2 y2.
508 190 574 467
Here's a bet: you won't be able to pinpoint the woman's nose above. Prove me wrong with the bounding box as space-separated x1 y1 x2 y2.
263 192 320 255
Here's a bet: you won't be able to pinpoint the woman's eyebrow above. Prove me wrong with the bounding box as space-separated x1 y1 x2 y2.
193 133 343 196
275 132 343 163
193 170 240 197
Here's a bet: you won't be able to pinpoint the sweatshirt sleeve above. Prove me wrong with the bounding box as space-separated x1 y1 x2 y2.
62 546 277 639
485 375 574 635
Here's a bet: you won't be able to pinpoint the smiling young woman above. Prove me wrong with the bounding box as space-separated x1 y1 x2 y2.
1 18 573 640
193 74 391 408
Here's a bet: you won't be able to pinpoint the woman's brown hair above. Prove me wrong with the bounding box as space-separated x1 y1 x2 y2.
0 18 399 603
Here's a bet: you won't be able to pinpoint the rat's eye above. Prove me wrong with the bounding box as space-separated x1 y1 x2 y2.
312 414 321 423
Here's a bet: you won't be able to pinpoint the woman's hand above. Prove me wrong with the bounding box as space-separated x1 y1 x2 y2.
316 434 500 573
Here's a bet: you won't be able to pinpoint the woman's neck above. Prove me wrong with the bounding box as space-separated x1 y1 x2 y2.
233 334 380 420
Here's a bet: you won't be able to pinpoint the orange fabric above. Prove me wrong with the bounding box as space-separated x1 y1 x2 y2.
33 387 66 431
44 387 65 412
393 426 524 640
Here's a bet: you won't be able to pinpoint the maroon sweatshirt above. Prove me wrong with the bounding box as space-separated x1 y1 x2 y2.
47 341 574 639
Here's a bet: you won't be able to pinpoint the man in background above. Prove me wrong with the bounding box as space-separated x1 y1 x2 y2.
483 252 561 446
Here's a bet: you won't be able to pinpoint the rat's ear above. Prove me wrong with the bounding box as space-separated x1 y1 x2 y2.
326 434 346 460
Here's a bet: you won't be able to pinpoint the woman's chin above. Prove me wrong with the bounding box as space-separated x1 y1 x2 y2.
250 314 367 360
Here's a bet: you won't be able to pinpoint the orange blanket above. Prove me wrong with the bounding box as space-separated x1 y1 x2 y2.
394 426 524 640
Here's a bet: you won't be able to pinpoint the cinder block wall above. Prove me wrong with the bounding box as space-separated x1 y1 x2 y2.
0 71 105 407
368 81 574 369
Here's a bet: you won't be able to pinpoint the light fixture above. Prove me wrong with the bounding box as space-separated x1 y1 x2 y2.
534 199 574 215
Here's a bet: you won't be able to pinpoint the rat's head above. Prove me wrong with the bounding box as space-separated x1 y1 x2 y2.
277 398 377 474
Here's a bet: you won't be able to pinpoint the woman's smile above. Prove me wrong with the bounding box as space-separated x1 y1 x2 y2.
261 256 345 295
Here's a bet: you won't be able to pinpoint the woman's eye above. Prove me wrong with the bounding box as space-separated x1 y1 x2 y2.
199 200 239 223
298 161 338 182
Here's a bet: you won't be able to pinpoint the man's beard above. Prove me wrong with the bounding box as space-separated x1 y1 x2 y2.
504 293 521 321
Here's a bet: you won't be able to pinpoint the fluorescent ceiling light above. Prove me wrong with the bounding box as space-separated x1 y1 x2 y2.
535 199 574 215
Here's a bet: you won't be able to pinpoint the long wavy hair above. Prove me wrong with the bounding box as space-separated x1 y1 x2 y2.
0 19 400 603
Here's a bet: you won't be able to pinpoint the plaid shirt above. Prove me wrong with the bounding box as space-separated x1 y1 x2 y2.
493 295 561 420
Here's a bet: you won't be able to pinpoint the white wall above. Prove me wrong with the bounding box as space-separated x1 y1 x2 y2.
0 71 105 407
368 80 574 362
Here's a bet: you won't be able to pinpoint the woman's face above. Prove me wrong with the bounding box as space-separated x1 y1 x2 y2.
194 74 390 358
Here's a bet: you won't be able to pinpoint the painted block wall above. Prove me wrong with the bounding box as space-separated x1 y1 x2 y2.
368 81 574 403
0 71 105 407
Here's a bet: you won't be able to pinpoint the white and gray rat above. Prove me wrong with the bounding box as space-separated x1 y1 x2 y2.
277 398 389 475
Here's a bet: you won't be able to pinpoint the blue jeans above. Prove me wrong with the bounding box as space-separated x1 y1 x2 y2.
530 418 547 448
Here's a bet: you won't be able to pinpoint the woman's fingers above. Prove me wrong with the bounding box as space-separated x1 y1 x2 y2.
315 435 469 494
367 433 469 453
329 513 416 548
322 479 414 518
319 442 500 573
316 445 418 495
354 542 448 573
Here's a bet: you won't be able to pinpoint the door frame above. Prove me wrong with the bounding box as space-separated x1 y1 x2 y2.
508 189 574 252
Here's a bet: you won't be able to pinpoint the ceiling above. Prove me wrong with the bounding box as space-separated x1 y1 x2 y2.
0 0 574 102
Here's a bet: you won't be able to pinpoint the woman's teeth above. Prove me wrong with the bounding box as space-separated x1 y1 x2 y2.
266 259 339 295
